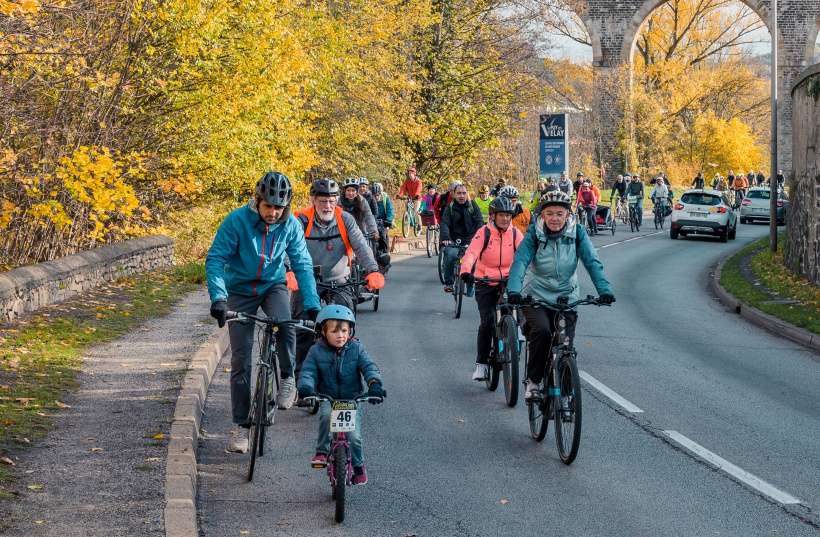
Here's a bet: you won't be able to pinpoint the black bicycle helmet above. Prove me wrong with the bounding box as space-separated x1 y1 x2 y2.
538 190 572 210
488 196 515 215
370 182 383 196
310 178 339 197
255 171 293 206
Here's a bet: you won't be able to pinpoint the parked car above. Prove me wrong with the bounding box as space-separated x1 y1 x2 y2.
670 189 737 242
739 187 788 225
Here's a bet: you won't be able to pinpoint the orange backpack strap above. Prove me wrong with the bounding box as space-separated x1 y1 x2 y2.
334 206 354 261
295 206 316 237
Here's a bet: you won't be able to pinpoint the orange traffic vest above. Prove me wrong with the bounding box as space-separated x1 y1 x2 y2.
295 206 354 262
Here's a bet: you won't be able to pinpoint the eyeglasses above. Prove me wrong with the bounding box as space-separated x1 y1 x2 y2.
315 198 337 205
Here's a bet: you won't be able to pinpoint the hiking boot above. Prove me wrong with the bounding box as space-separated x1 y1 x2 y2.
465 285 474 297
230 427 249 453
472 363 488 381
444 285 453 293
277 377 296 409
524 380 539 401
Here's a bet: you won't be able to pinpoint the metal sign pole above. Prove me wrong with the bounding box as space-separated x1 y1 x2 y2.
770 0 778 252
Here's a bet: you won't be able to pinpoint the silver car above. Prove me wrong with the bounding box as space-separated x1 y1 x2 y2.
739 187 788 225
670 189 738 242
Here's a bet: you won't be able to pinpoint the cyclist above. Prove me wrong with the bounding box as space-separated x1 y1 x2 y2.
746 169 756 187
572 172 585 198
624 173 645 225
557 172 572 195
589 179 602 205
610 174 626 201
458 197 523 381
436 180 462 217
358 177 379 223
711 172 720 189
545 178 559 192
575 181 598 235
499 185 531 235
490 178 507 197
398 166 423 217
733 171 749 203
529 181 548 208
717 176 728 191
291 179 385 377
370 182 393 266
422 183 441 221
474 185 491 221
296 304 384 484
756 170 766 187
440 183 483 294
650 177 668 218
727 170 736 189
506 190 615 400
342 177 379 241
206 171 321 453
692 172 705 189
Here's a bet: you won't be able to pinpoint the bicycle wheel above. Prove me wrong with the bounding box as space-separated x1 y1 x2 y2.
454 279 463 318
486 328 499 391
527 382 550 442
554 353 582 464
654 211 659 230
333 445 348 523
433 228 440 255
402 212 410 238
247 369 266 482
437 248 445 284
373 288 379 311
501 315 519 407
426 228 434 257
413 214 421 237
629 212 635 232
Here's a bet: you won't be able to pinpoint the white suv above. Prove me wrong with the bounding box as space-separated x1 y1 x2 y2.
670 189 738 242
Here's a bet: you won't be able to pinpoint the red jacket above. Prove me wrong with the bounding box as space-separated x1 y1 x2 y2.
460 224 524 283
399 178 423 199
576 189 597 207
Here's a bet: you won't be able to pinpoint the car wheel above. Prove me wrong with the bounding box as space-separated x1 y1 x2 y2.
670 228 679 240
719 226 728 243
728 224 736 240
739 217 747 224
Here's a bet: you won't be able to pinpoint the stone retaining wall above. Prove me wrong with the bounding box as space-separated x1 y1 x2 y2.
785 63 820 283
0 235 175 322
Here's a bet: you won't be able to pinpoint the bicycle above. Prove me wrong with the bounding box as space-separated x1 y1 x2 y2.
304 393 383 523
575 205 591 234
520 295 610 464
613 196 628 224
397 197 422 238
447 239 468 318
627 195 641 232
652 198 666 229
476 277 523 407
437 245 446 284
225 311 316 481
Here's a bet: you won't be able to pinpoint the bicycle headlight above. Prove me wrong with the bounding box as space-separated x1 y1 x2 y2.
558 319 566 328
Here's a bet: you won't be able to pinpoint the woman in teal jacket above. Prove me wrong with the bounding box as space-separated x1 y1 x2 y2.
507 191 615 401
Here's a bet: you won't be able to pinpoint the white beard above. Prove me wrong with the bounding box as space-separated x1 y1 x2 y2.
317 209 335 224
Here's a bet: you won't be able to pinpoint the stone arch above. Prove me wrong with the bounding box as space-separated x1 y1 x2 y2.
808 14 820 63
619 0 780 65
580 15 604 67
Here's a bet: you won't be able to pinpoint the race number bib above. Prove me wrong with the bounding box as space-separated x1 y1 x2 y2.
330 402 357 433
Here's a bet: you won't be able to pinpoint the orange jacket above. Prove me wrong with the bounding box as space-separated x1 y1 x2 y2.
398 178 423 199
733 175 748 189
512 207 531 235
460 224 524 283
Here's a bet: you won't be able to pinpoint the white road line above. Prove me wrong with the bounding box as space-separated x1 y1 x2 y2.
597 231 664 249
664 430 801 505
579 370 644 413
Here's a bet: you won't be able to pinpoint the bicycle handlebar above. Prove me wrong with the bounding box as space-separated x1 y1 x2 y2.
523 294 610 311
315 280 361 290
304 393 384 405
226 312 317 330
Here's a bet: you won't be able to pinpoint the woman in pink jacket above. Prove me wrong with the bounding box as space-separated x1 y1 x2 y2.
459 196 525 381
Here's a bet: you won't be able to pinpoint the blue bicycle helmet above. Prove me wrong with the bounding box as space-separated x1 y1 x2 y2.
315 304 356 334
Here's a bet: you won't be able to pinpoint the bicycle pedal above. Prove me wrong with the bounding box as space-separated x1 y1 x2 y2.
311 462 327 469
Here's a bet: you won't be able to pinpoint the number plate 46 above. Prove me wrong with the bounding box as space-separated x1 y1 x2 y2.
330 402 357 433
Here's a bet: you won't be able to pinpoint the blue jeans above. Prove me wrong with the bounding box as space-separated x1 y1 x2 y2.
443 245 462 286
631 199 643 224
317 402 364 467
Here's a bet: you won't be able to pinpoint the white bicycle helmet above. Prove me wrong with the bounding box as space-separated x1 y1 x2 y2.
342 177 360 190
498 185 519 199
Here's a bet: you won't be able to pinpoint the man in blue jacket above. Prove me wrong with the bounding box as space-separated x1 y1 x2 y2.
206 171 321 453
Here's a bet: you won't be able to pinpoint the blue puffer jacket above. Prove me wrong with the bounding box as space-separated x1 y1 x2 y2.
508 215 612 309
205 199 320 310
298 338 382 400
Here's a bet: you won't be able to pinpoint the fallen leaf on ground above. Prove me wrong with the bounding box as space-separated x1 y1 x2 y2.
240 532 249 535
27 485 42 489
140 328 151 332
276 522 286 525
584 343 590 346
501 500 508 504
179 304 186 307
34 520 44 523
162 363 177 367
121 364 133 367
458 420 467 423
1 458 14 465
55 401 70 408
90 447 103 452
145 457 161 461
153 434 164 439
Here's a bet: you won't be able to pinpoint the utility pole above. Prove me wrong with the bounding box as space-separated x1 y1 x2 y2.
770 0 778 252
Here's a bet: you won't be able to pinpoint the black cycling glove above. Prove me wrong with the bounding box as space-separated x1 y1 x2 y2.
367 382 385 403
460 272 474 285
598 294 615 305
507 292 523 305
210 300 228 328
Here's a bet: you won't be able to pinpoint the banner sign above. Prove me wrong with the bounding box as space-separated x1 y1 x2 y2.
539 114 567 180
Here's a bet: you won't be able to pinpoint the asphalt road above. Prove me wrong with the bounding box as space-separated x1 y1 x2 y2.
197 220 820 536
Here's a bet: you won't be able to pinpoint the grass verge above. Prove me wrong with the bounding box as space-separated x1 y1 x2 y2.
0 262 206 497
719 232 820 335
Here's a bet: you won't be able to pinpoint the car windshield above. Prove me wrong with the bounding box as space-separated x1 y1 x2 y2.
681 193 721 206
747 190 770 200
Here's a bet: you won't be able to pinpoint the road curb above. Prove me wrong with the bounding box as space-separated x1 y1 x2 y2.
164 325 230 537
711 256 820 352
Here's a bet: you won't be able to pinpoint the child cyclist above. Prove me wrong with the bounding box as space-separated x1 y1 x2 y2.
297 305 385 485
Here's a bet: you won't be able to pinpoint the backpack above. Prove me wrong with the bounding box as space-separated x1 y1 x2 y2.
448 200 476 216
533 221 583 253
478 226 519 260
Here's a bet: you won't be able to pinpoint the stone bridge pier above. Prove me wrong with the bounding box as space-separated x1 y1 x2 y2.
577 0 820 178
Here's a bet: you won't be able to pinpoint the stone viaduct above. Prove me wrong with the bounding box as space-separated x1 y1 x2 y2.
574 0 820 176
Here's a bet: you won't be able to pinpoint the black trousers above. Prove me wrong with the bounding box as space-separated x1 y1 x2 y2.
474 282 502 365
521 305 577 382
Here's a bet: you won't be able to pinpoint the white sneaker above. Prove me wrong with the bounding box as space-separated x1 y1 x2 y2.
230 427 249 453
277 376 296 409
524 380 539 400
472 364 488 381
